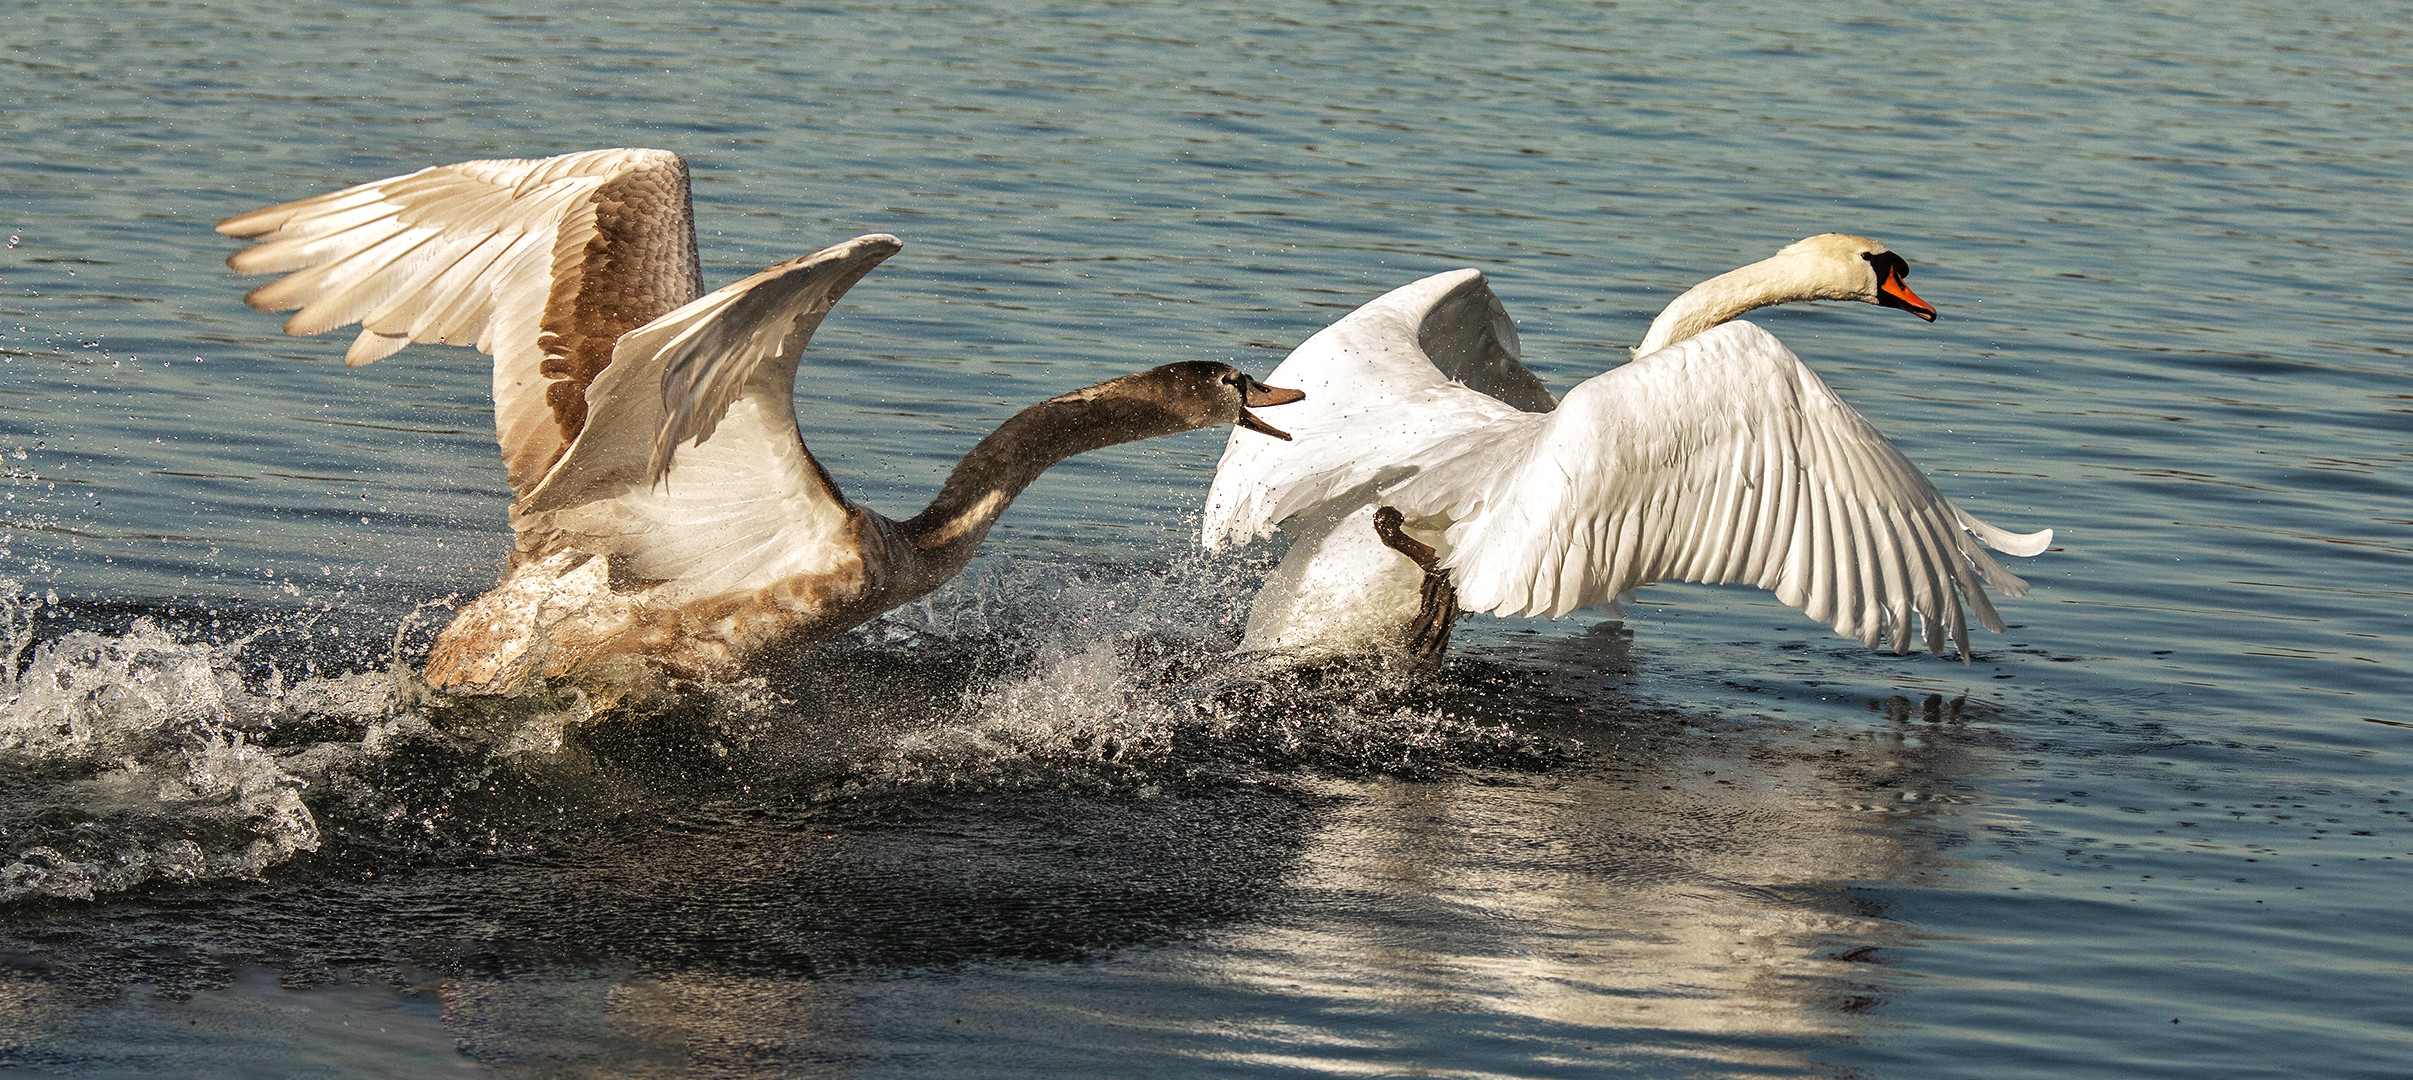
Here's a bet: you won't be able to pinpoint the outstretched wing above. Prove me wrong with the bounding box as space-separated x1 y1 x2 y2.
1393 320 2052 657
216 147 704 494
1202 268 1554 550
511 234 903 597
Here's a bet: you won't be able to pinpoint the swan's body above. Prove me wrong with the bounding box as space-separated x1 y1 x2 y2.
1205 234 2050 663
219 148 1300 693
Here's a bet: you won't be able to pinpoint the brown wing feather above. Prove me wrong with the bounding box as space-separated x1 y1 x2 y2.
537 161 705 457
218 148 706 496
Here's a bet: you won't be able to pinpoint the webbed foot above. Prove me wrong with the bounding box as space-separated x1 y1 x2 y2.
1372 506 1461 667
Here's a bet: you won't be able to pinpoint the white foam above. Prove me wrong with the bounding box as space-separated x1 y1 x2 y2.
0 583 349 901
846 554 1534 790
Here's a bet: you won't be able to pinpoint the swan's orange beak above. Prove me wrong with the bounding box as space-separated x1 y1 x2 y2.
1237 377 1306 440
1875 264 1937 321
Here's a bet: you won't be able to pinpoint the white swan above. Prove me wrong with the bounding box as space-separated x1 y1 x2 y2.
1202 234 2050 664
217 148 1303 694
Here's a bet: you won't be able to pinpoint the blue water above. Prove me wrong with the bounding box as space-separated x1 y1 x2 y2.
3 1 2408 1076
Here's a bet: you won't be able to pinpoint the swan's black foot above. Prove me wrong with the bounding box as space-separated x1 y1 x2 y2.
1372 506 1461 668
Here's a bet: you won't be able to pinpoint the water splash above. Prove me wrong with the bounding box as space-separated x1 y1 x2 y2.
847 553 1564 794
0 583 360 901
0 550 1574 905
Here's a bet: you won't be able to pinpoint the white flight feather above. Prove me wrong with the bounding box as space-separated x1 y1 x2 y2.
1209 261 2051 660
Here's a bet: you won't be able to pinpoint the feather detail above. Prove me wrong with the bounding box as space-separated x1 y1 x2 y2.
218 147 704 496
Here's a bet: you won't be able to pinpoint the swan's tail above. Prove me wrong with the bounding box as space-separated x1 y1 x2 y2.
1954 507 2053 558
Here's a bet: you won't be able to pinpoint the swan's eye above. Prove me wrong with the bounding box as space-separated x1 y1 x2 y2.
1863 251 1911 283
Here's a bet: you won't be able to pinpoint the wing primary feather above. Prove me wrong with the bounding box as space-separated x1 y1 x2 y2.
1824 480 1863 642
216 185 394 241
1598 509 1634 610
1715 473 1756 586
1900 509 1959 655
285 227 449 336
1762 428 1805 596
244 219 415 315
1584 504 1614 610
1723 439 1773 586
420 227 542 343
1554 523 1587 618
344 328 410 366
1803 468 1838 627
1842 492 1886 647
1637 479 1672 588
1951 539 2011 636
361 232 482 332
1688 441 1746 583
1651 482 1688 586
226 202 412 274
1869 504 1913 653
1815 424 1882 646
1804 444 1861 641
1762 425 1802 589
1945 560 1974 660
1626 485 1665 595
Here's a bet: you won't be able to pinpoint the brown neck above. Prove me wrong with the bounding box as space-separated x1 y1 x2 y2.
893 377 1207 587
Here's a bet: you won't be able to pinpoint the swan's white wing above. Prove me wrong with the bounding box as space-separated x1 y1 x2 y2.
1203 268 1554 550
513 234 902 597
1394 321 2052 658
217 148 705 495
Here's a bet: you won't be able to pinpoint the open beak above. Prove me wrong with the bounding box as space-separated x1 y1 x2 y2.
1236 377 1306 440
1875 265 1937 321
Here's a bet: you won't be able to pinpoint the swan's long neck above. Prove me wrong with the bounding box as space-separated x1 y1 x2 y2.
1632 251 1860 358
892 377 1204 587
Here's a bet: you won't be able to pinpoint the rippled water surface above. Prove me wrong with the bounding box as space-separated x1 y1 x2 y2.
3 1 2408 1076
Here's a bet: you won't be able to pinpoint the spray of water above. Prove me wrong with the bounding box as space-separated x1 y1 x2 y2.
847 551 1564 794
0 547 1576 903
0 583 336 900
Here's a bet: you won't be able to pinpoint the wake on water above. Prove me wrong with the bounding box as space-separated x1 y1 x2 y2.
0 552 1576 906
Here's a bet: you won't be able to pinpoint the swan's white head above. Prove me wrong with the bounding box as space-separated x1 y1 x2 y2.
1770 233 1937 321
1634 233 1937 357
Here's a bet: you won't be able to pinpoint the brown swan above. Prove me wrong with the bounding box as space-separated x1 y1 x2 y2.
216 148 1302 694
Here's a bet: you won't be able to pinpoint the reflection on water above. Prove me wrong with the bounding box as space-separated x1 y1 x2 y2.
0 968 472 1077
